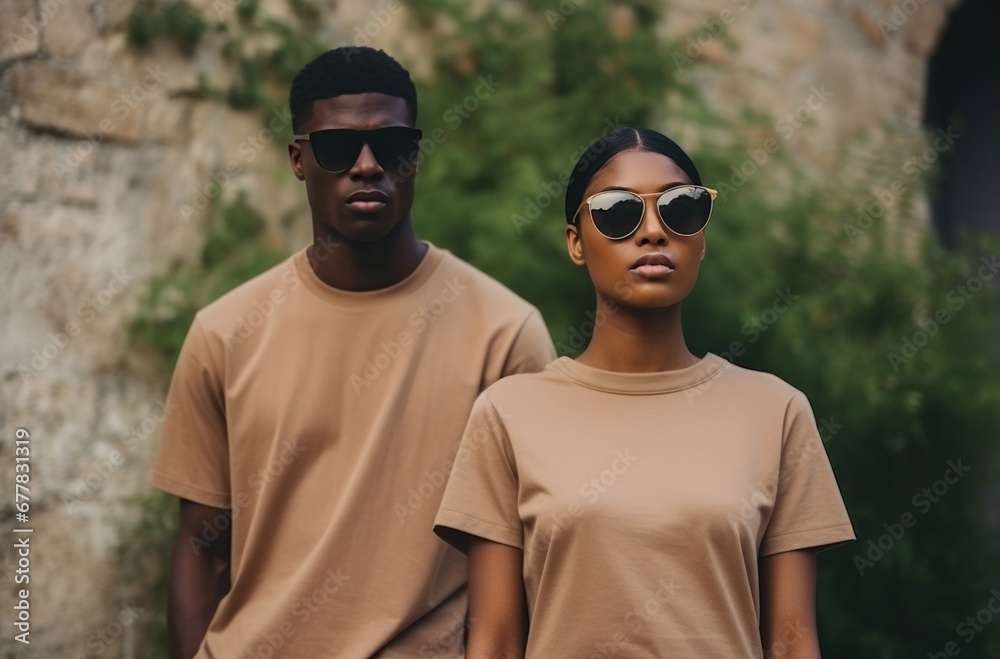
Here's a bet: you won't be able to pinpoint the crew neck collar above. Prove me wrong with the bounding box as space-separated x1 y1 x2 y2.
293 240 445 308
549 353 729 395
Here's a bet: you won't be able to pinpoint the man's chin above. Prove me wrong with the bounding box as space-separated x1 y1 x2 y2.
336 216 400 243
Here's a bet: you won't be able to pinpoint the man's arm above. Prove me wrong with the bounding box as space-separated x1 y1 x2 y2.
466 538 527 659
759 549 821 658
168 499 232 659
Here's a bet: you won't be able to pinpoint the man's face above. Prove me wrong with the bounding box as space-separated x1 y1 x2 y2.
288 93 417 243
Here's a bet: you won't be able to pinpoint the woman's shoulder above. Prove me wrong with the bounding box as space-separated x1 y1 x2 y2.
706 355 808 405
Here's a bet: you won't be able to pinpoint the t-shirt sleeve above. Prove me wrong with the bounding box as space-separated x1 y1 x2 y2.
433 393 523 553
759 390 855 556
148 315 231 509
500 309 556 377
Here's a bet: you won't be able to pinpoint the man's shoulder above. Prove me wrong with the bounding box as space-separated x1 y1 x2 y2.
193 250 302 336
433 247 537 319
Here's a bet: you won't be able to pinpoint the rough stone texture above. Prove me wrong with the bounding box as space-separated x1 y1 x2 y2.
12 61 145 144
0 0 42 62
0 0 967 656
42 0 99 59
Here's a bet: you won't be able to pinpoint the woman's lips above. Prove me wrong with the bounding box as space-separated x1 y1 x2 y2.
630 264 675 279
630 253 675 279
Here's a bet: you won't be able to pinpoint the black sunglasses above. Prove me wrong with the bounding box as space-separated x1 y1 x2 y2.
574 185 718 239
293 126 424 174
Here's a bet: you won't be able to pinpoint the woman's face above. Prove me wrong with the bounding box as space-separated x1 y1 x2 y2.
566 149 706 309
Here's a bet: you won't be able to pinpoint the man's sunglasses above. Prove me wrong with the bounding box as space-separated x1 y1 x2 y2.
292 126 424 174
574 185 718 239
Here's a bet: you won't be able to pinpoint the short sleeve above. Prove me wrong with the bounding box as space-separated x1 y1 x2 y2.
149 315 231 508
500 309 556 377
433 394 523 553
759 391 855 556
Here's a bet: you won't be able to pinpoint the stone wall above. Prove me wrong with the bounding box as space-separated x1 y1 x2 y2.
0 0 960 655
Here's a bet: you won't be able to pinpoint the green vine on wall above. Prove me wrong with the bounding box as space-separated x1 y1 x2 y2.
127 0 325 110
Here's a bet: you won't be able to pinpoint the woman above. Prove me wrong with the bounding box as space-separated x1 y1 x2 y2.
433 126 855 658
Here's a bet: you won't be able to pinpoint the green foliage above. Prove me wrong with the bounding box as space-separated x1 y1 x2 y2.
127 0 325 109
130 191 285 365
127 0 209 54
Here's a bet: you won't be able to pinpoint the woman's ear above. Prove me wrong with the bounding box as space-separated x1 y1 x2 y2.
566 223 586 266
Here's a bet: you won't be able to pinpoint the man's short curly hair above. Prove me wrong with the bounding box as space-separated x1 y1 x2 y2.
289 47 418 133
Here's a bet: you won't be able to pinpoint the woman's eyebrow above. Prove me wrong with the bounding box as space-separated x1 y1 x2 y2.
599 182 688 193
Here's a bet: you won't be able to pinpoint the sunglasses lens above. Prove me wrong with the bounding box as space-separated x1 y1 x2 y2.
658 186 712 235
308 128 423 173
369 127 423 173
590 192 644 239
309 130 363 173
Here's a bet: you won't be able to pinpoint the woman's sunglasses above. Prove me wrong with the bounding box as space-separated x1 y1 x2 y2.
574 185 718 239
292 126 424 174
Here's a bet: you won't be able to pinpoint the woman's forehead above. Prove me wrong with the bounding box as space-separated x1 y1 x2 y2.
588 150 692 193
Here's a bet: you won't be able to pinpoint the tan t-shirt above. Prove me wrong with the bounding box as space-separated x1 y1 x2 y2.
150 242 555 659
433 354 855 658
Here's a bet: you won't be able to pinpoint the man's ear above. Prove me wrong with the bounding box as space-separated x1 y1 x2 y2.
288 141 306 181
566 223 586 266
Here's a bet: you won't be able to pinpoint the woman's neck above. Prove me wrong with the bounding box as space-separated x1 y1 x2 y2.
575 298 699 373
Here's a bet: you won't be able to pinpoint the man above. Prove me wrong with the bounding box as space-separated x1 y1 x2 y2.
151 47 554 658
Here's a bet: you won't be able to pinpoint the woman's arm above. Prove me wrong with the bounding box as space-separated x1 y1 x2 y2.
466 538 527 659
759 549 822 658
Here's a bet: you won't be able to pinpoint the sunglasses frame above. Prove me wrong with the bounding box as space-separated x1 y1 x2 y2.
292 126 424 174
575 185 719 239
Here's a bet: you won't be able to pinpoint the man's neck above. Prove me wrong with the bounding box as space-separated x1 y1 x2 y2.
306 222 429 292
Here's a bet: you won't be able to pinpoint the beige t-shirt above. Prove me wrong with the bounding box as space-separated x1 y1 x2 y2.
150 242 555 659
434 353 855 658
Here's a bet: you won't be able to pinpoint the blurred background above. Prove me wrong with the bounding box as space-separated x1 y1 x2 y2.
1 0 999 656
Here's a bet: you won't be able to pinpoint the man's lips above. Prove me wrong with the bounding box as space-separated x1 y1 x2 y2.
630 253 675 279
345 189 390 213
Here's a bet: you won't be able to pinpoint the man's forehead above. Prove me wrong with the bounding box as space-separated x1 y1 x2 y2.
307 93 410 129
